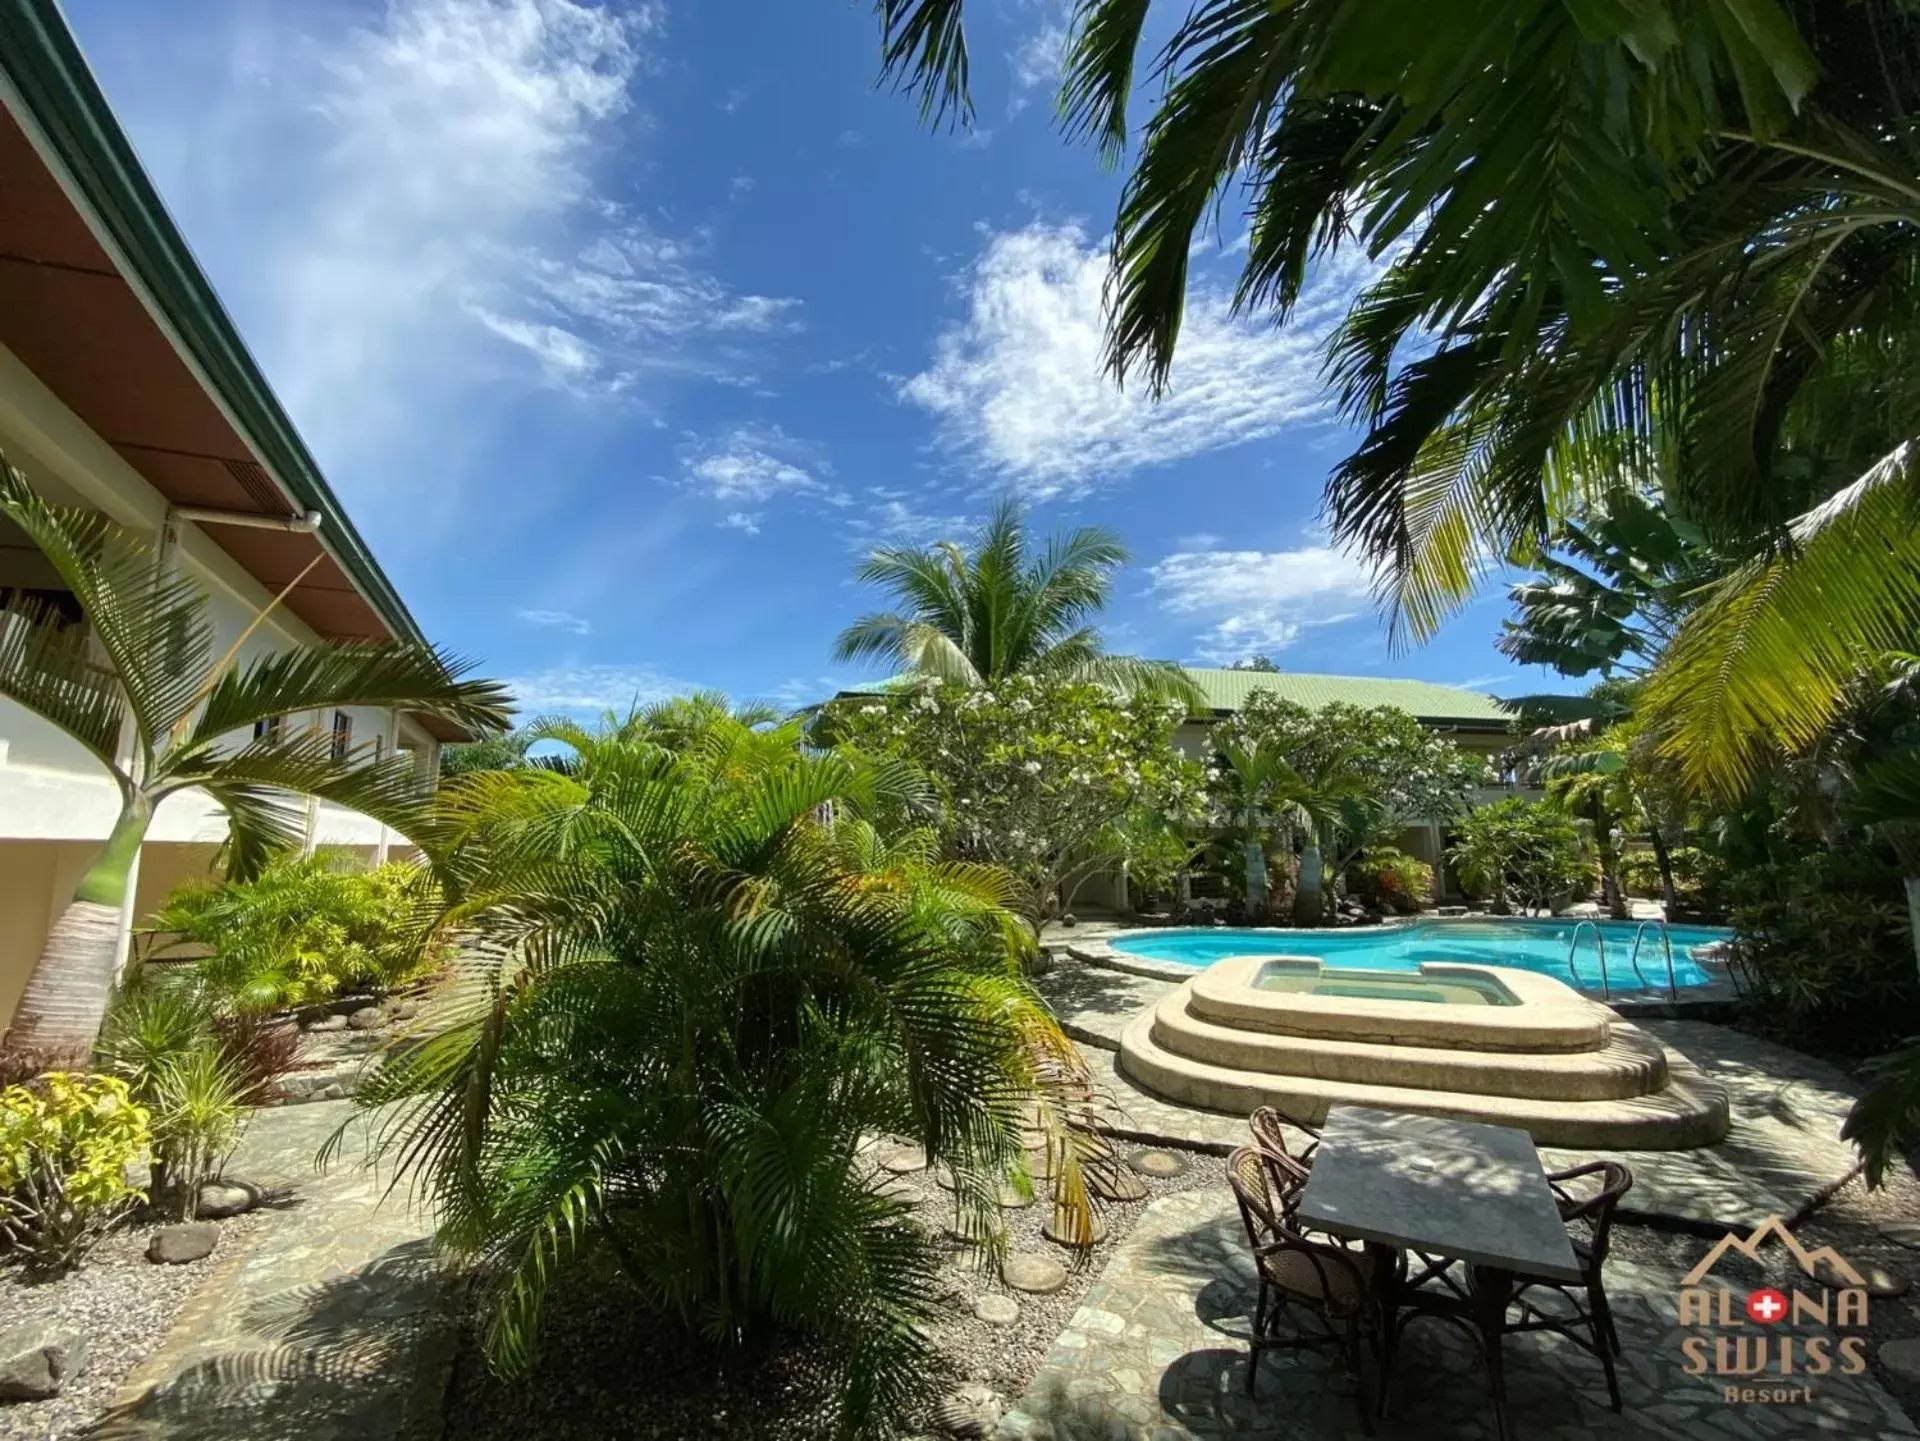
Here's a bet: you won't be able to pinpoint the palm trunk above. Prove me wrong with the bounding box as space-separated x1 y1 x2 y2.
1293 839 1325 926
1243 836 1268 920
1906 876 1920 984
1648 823 1678 912
3 797 150 1068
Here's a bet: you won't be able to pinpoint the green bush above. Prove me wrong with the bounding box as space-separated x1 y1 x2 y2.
97 988 254 1218
147 850 445 1012
1448 798 1594 914
1726 847 1920 1054
1618 845 1707 902
1348 846 1434 915
0 1073 149 1276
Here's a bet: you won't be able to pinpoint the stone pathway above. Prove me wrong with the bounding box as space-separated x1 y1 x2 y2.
90 1100 453 1441
1039 960 1865 1230
999 1190 1917 1441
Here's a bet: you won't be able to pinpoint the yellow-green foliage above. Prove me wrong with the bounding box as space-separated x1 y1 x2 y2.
148 849 445 1011
0 1073 150 1275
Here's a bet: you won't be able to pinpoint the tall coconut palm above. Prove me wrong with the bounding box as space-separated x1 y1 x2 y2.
833 498 1200 704
0 455 510 1066
347 707 1093 1433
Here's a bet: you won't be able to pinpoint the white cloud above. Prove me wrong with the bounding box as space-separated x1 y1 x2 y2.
719 511 763 535
838 492 975 550
903 222 1373 497
682 426 824 504
516 607 592 635
1148 545 1373 665
504 663 690 716
146 0 798 505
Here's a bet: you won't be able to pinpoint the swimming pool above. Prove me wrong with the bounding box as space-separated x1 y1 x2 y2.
1108 918 1728 994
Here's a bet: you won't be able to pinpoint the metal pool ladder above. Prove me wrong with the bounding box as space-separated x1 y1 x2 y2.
1565 920 1612 1002
1627 919 1680 1002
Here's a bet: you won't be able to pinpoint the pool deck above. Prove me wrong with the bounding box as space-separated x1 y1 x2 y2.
1035 937 1863 1233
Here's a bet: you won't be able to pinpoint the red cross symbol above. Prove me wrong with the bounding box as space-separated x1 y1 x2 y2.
1747 1288 1788 1324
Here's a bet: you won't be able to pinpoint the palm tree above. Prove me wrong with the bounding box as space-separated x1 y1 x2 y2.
875 5 1919 726
833 498 1200 704
347 706 1093 1433
0 455 510 1066
1215 739 1365 925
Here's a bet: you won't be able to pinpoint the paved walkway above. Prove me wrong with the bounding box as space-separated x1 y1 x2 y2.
92 1101 454 1441
999 1190 1917 1441
1038 960 1863 1230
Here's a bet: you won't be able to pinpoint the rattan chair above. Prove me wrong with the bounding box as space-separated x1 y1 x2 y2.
1504 1160 1634 1410
1249 1103 1322 1167
1226 1146 1378 1431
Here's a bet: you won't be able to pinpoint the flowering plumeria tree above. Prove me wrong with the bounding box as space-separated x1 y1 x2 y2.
826 677 1203 925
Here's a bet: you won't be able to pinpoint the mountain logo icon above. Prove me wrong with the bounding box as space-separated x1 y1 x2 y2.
1682 1216 1864 1289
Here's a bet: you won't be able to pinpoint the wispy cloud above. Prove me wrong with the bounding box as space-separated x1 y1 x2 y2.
1148 544 1373 665
504 663 692 716
1007 2 1069 117
838 492 975 551
719 511 763 535
516 607 593 635
137 0 797 514
682 425 825 504
903 222 1372 498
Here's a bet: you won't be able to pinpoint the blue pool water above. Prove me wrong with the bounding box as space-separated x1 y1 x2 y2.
1109 919 1727 994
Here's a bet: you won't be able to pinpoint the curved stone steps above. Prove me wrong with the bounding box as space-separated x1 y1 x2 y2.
1148 990 1669 1101
1118 1010 1730 1150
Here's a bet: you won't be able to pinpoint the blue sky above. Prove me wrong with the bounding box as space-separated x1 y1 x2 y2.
64 0 1559 716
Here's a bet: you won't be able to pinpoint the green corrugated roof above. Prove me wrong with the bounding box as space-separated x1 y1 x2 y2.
1180 669 1513 725
838 669 1513 727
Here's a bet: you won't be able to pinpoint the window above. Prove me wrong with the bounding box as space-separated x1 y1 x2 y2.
331 710 352 763
253 714 283 742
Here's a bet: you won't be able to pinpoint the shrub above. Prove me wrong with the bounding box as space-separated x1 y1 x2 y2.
1348 846 1435 915
1726 847 1920 1054
0 1073 149 1276
147 850 446 1012
1618 845 1707 902
97 987 266 1217
1448 798 1594 914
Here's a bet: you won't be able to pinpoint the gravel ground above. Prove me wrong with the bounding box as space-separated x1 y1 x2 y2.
0 1211 260 1441
443 1140 1222 1440
1609 1154 1920 1430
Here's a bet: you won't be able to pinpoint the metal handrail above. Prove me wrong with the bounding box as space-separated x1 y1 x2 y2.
1628 919 1679 1002
1565 919 1611 1002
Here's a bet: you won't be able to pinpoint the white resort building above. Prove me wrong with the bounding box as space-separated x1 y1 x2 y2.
0 17 469 1032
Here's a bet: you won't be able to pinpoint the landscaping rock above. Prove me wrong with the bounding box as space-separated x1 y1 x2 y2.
195 1180 257 1219
382 999 419 1021
1087 1164 1147 1202
996 1180 1034 1209
147 1222 219 1264
0 1321 88 1400
1866 1265 1910 1298
877 1144 927 1174
304 1014 348 1033
346 1006 385 1031
972 1293 1020 1326
1001 1252 1067 1295
1127 1147 1188 1178
933 1382 1003 1437
1882 1337 1920 1386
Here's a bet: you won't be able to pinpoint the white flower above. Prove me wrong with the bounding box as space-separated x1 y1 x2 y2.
1022 760 1043 774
